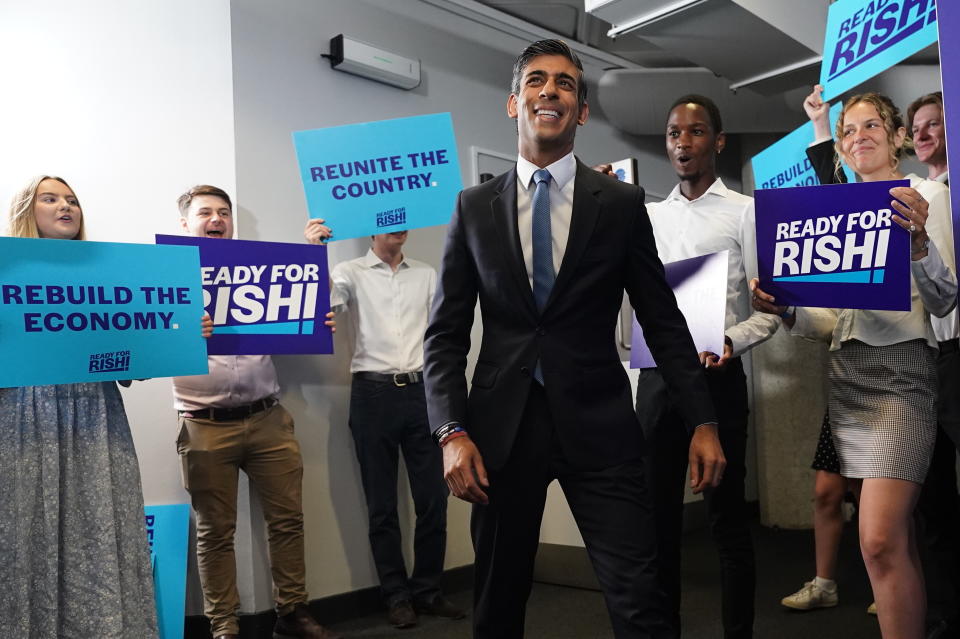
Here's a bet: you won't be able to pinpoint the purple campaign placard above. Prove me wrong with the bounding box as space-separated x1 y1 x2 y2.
631 251 727 369
156 235 332 355
754 180 911 311
938 3 960 289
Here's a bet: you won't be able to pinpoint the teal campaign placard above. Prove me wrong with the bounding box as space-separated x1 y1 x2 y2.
753 102 856 190
145 504 191 639
0 237 208 387
820 0 938 101
293 112 463 241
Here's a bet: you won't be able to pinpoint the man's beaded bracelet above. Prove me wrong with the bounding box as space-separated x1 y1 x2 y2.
433 422 465 447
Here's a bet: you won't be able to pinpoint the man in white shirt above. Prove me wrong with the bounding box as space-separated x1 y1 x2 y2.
634 95 779 639
173 185 340 639
306 225 462 629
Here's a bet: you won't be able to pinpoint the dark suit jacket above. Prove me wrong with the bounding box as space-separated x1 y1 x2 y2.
807 139 848 186
423 160 715 471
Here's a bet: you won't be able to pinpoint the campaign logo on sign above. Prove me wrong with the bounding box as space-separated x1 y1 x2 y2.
752 102 856 190
293 113 463 241
755 180 911 310
821 0 938 100
376 206 407 228
88 350 130 373
0 237 207 387
156 235 333 355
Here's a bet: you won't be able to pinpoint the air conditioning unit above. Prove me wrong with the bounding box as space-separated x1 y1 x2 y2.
326 35 421 90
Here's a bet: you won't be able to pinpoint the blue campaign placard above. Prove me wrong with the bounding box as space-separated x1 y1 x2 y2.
820 0 938 101
156 235 333 355
0 238 207 387
755 180 911 311
145 504 191 639
293 113 463 241
752 102 856 190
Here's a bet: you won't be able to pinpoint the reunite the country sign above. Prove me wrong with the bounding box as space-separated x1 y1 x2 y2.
156 235 332 355
293 112 463 241
0 237 208 387
754 180 912 311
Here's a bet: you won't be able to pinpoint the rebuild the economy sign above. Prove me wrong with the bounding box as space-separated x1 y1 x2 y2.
293 112 463 241
0 237 208 387
820 0 939 101
754 180 911 311
752 102 856 190
156 235 333 355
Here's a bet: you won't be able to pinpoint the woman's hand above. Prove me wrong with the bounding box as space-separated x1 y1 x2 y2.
889 186 930 259
304 218 333 244
803 84 832 141
324 310 336 333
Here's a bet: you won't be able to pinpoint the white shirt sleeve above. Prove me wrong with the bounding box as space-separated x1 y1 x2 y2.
788 307 839 344
725 203 782 356
329 262 353 313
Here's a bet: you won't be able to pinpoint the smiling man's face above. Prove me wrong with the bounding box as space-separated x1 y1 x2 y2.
508 54 588 163
180 194 234 239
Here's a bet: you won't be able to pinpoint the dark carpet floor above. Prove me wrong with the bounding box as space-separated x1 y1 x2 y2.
329 518 879 638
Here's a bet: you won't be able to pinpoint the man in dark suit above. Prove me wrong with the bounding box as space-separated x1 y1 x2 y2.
423 39 725 639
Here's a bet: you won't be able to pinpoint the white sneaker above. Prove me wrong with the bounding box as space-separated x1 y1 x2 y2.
781 581 839 610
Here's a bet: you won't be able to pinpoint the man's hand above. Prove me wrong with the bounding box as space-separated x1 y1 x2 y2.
699 338 732 370
304 218 333 244
688 423 725 493
201 313 214 338
442 435 489 504
592 163 614 175
324 310 336 333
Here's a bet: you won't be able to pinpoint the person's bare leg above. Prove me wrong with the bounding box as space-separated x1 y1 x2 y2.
813 470 847 580
858 477 925 639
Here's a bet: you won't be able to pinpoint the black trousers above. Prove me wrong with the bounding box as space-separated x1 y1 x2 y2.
917 342 960 632
349 377 448 605
471 384 671 639
636 359 755 639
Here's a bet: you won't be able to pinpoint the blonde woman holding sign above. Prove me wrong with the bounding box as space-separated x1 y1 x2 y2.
752 92 955 639
0 176 212 639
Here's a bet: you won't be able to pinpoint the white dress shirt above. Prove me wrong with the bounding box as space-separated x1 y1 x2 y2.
173 355 280 410
647 179 780 357
516 152 576 286
790 175 957 350
331 249 436 374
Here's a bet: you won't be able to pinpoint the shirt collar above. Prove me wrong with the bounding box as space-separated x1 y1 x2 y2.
363 248 407 270
663 177 730 204
516 151 577 191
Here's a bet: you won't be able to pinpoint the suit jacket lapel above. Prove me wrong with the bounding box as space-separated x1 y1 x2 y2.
545 160 600 312
491 168 538 317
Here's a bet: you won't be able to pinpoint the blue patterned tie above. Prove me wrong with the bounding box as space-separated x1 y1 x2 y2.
532 169 554 311
532 169 553 385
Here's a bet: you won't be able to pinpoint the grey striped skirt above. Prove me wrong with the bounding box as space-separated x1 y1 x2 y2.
828 339 937 483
